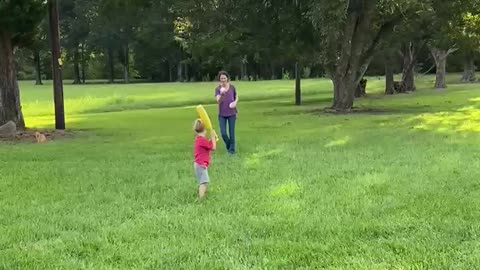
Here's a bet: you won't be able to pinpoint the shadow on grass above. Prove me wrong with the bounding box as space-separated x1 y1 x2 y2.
263 102 437 118
79 90 323 115
264 89 466 117
271 96 332 107
28 81 480 148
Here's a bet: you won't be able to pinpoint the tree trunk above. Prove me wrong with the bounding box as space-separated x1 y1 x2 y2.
461 54 475 82
431 48 449 89
48 0 65 130
329 0 387 111
81 43 86 83
123 43 129 83
332 73 356 111
354 78 367 98
240 64 244 80
434 53 447 89
241 62 248 81
270 63 276 80
0 30 25 128
168 61 173 82
402 61 415 91
295 62 301 105
107 47 114 83
184 62 189 82
177 61 183 82
402 43 416 91
73 47 81 84
253 61 259 81
33 48 43 85
385 52 395 95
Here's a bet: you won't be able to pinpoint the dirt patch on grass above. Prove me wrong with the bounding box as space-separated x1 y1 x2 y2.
317 105 434 115
0 128 77 144
263 107 399 118
320 107 392 115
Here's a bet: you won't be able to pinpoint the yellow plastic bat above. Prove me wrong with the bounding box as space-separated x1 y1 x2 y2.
196 104 219 141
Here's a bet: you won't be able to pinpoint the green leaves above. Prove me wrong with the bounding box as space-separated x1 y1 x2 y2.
0 0 46 46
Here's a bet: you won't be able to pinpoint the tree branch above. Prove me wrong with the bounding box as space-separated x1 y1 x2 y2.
420 63 436 76
412 40 426 60
430 45 459 63
355 15 404 84
447 46 459 56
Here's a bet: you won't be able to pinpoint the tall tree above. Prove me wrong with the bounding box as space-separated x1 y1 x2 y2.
393 16 431 92
134 0 177 81
89 0 146 83
427 0 477 88
171 0 315 81
59 0 94 84
453 12 480 82
308 0 419 111
0 0 46 128
29 19 49 85
88 3 119 84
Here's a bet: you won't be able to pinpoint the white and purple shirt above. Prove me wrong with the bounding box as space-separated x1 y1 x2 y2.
215 84 237 117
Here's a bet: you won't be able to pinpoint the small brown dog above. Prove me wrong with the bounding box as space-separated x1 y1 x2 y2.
34 131 47 143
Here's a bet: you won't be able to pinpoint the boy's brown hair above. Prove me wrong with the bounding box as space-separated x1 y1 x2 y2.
193 119 205 134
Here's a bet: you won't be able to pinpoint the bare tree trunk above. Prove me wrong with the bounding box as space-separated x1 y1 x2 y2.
270 63 276 80
253 61 259 81
0 30 25 128
401 42 416 91
184 62 189 82
177 61 183 82
107 46 114 83
461 54 476 82
385 51 395 94
48 0 66 130
332 74 356 110
123 43 129 83
241 62 248 80
295 62 301 105
33 48 43 85
354 78 367 98
330 0 377 111
81 43 86 83
433 49 447 89
402 62 415 91
168 61 173 82
73 46 81 84
431 47 457 89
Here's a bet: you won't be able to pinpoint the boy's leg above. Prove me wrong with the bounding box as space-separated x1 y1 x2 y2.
227 115 236 153
194 163 210 199
218 116 230 150
199 183 208 198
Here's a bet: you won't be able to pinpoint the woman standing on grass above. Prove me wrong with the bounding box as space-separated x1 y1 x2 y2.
215 71 238 154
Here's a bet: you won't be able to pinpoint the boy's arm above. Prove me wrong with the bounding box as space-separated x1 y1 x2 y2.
210 130 217 150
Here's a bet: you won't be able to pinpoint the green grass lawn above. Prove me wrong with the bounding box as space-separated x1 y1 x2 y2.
2 74 480 269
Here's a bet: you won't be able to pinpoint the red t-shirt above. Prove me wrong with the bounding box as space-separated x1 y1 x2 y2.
194 136 213 167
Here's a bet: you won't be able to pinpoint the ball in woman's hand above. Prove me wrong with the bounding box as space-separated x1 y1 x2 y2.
220 87 227 93
229 102 236 109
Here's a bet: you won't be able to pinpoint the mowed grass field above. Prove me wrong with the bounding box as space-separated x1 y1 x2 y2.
1 74 480 269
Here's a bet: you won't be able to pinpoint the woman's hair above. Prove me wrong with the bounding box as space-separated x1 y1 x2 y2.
193 119 205 134
217 70 230 81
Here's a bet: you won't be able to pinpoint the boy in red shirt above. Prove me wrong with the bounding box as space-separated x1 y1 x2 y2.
193 119 217 200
